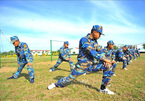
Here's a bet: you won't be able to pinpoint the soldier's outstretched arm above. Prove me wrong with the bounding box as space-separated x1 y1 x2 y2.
112 50 116 61
68 49 71 58
80 37 106 61
59 47 67 60
15 48 20 67
16 55 20 65
23 43 32 66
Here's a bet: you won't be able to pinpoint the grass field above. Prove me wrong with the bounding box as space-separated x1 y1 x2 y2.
0 54 145 101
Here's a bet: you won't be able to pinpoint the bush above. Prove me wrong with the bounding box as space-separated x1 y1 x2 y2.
7 55 11 58
43 53 46 56
35 54 38 57
13 54 17 57
143 44 145 49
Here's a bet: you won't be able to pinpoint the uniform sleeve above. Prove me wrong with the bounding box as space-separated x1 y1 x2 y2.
80 37 106 61
129 50 132 55
17 56 20 64
59 47 67 60
126 50 130 55
15 48 20 64
132 50 135 54
118 50 123 59
102 48 107 53
23 43 32 63
137 50 139 53
68 49 71 58
111 50 116 60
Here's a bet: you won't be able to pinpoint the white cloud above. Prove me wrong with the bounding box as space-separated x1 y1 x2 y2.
90 1 135 26
103 24 145 34
1 1 145 52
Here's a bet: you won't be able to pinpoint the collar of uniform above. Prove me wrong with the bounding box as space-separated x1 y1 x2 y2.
87 33 91 39
18 42 22 47
87 33 97 42
107 46 112 50
63 46 68 49
15 42 22 48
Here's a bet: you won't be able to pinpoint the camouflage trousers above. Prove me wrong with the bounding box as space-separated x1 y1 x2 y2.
116 58 127 69
55 63 113 88
52 57 74 71
13 60 35 81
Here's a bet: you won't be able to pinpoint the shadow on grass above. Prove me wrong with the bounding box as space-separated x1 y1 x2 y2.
54 68 102 75
72 80 100 91
10 73 30 81
53 76 64 80
19 73 30 81
55 68 71 72
53 76 99 91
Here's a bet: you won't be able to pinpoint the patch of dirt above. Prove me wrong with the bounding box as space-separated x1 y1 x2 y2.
0 67 17 73
36 61 57 65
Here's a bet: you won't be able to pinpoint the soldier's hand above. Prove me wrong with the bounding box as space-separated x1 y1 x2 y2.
104 62 111 68
67 58 72 61
18 64 20 67
123 57 127 60
69 58 73 61
104 59 111 64
27 62 32 66
111 60 116 64
103 59 111 68
126 55 129 57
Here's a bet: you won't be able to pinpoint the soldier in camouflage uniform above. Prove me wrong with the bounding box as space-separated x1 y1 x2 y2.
7 36 35 83
48 25 115 95
133 46 137 60
128 45 133 63
102 40 117 76
49 41 74 72
115 46 128 70
136 48 140 58
123 45 130 65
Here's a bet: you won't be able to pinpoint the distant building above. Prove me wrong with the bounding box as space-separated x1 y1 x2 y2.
136 43 145 52
31 50 51 56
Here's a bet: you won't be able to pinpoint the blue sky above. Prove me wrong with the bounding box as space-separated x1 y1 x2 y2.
0 0 145 52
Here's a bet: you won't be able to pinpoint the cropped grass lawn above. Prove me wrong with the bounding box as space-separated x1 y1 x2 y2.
0 54 145 101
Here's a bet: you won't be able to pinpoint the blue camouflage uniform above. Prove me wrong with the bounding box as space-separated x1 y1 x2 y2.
115 47 127 69
92 45 104 71
101 40 117 75
130 46 136 60
55 25 112 88
128 46 133 61
97 45 103 54
123 45 130 65
136 48 140 57
51 41 74 71
114 47 118 54
132 47 136 59
10 36 35 81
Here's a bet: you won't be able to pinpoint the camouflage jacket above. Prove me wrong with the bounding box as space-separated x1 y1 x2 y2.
15 42 33 64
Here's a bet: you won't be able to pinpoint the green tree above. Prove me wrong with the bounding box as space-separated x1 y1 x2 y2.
7 50 15 55
57 49 60 54
73 51 75 55
143 44 145 49
2 52 7 56
113 45 118 49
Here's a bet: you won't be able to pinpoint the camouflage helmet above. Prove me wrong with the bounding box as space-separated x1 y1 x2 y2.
64 41 69 45
92 25 104 35
107 40 114 46
10 36 19 44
